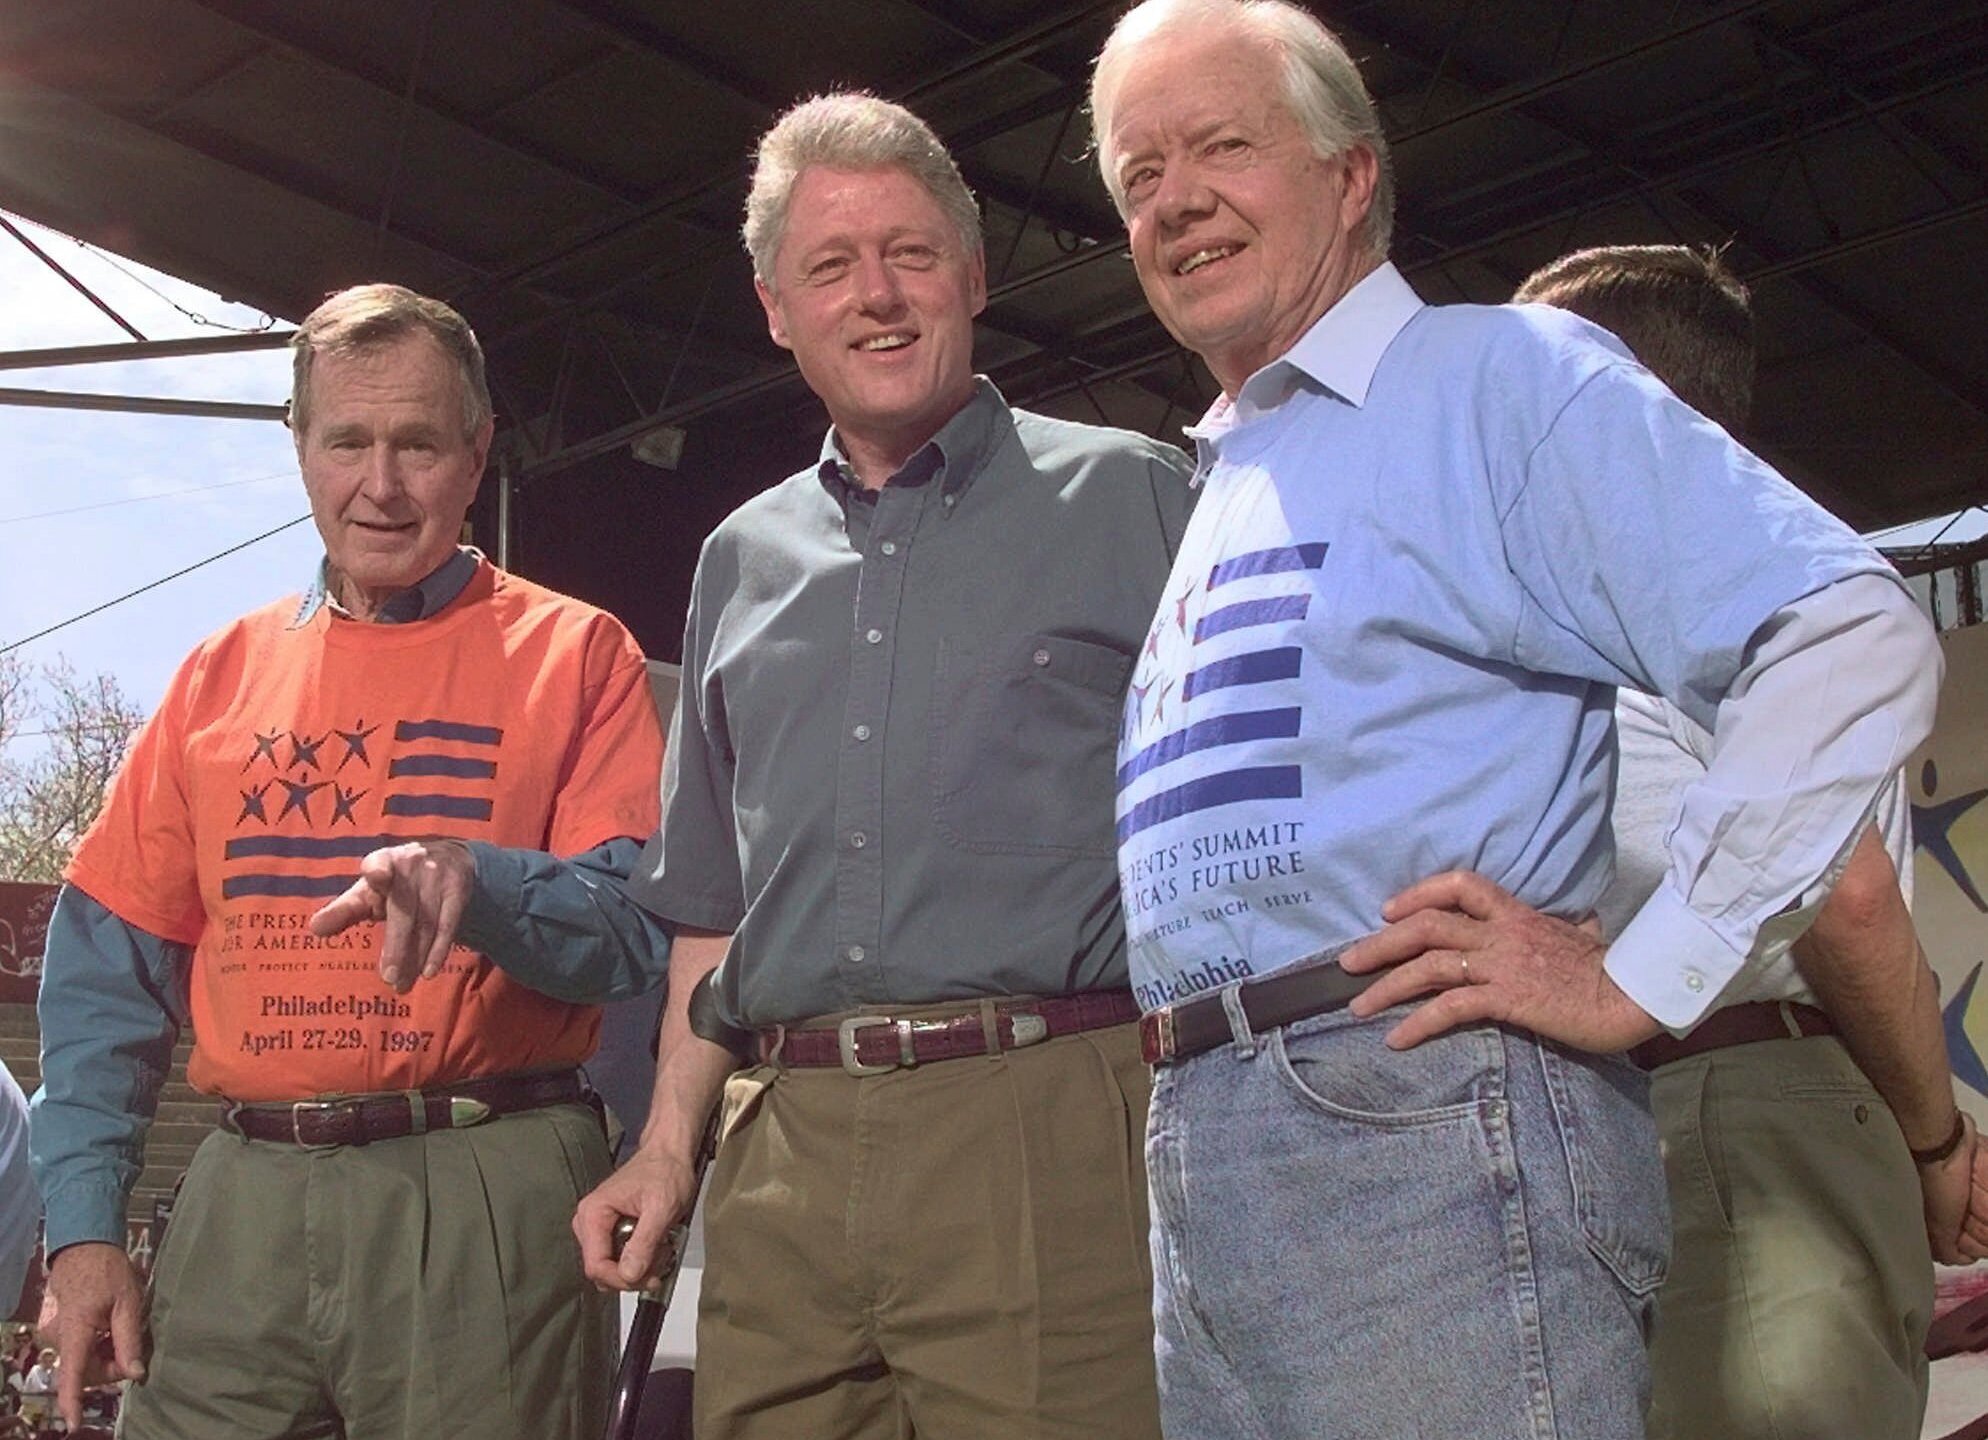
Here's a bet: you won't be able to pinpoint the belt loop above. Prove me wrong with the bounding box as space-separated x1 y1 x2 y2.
764 1023 788 1068
979 998 1003 1059
1777 1000 1804 1040
405 1090 428 1137
1218 982 1258 1060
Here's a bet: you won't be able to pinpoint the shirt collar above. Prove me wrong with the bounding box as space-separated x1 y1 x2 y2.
1186 261 1424 446
290 545 482 628
814 376 1013 508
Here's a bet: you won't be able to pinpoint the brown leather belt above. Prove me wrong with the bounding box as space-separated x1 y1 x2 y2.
757 990 1140 1075
1629 1001 1836 1071
220 1069 589 1149
1141 951 1374 1065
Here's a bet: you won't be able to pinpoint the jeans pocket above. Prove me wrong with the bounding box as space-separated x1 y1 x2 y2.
1540 1045 1670 1298
1268 1010 1505 1126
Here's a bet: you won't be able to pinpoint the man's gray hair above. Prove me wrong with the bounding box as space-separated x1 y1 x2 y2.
1090 0 1396 254
743 92 983 285
290 284 492 441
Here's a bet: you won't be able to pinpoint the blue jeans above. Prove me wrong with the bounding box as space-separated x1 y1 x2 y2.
1146 997 1669 1439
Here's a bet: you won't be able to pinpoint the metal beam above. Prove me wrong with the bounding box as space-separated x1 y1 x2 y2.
0 330 294 372
0 387 285 421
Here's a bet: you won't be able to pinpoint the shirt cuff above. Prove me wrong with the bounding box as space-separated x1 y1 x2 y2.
1603 883 1748 1031
42 1180 130 1258
458 841 527 955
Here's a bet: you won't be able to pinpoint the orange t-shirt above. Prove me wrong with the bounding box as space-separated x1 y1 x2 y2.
66 563 664 1101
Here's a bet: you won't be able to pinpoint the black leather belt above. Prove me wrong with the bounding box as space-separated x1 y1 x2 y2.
220 1069 589 1149
1140 953 1375 1064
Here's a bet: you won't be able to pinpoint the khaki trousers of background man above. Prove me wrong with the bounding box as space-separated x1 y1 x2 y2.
1646 1034 1933 1440
117 1102 616 1440
694 1011 1161 1440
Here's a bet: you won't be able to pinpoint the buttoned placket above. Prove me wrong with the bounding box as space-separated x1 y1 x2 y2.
831 475 935 1001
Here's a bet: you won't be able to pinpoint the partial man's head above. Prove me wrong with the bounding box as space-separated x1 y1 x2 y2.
1091 0 1394 396
289 284 494 616
744 92 986 474
1515 244 1756 433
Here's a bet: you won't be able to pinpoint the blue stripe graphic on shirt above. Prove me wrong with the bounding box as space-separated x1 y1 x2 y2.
1117 765 1303 843
221 873 357 900
394 719 502 746
1118 708 1302 790
383 794 494 821
1207 543 1329 590
388 755 498 780
1194 594 1311 643
226 834 408 860
1183 646 1302 701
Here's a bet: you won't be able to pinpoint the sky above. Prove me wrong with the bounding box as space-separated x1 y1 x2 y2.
0 214 320 727
0 209 1981 734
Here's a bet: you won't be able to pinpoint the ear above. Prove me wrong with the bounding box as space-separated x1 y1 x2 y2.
1338 143 1380 236
466 416 495 493
755 276 793 352
967 248 988 320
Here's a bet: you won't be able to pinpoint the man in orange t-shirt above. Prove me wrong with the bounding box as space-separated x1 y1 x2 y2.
29 285 667 1439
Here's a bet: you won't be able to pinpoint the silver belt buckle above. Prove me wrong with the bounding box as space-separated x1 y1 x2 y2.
837 1015 914 1076
290 1099 350 1150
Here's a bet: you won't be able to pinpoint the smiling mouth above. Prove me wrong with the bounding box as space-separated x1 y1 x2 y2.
856 333 915 351
1175 245 1240 276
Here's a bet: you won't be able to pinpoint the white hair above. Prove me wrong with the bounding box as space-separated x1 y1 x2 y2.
1090 0 1395 253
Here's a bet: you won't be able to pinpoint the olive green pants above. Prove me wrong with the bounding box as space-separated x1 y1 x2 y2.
694 1015 1161 1440
118 1102 614 1440
1647 1034 1933 1440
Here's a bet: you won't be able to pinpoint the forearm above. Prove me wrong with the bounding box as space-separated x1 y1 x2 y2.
1793 829 1958 1149
30 887 185 1255
634 929 739 1161
458 837 672 1003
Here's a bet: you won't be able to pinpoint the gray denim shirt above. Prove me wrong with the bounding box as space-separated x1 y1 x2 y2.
627 380 1195 1027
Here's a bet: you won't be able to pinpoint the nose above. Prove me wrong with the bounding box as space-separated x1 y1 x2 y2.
1154 162 1215 231
357 444 405 504
852 251 906 317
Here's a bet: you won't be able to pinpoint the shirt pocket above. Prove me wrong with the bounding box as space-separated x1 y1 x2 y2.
930 632 1133 857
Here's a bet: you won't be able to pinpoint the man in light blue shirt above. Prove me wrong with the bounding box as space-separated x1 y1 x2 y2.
1091 2 1941 1437
0 1058 36 1319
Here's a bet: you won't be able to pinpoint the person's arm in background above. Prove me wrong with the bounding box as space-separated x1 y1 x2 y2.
1792 826 1988 1262
0 1058 37 1320
30 886 186 1430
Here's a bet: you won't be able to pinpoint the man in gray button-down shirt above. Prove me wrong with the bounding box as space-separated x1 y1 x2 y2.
572 94 1194 1438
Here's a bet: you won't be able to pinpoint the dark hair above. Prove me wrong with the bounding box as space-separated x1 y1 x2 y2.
1515 244 1755 433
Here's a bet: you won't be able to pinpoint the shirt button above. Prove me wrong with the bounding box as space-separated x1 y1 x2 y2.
850 831 868 849
853 724 871 741
1683 970 1704 993
1032 648 1051 667
846 945 866 964
942 494 956 508
879 541 897 556
865 628 883 644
